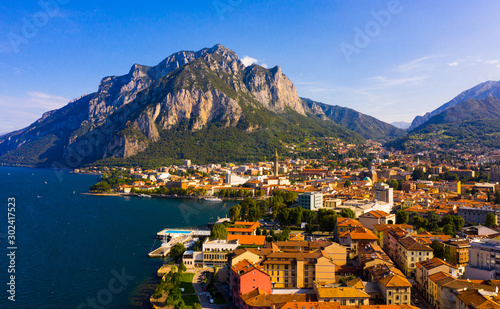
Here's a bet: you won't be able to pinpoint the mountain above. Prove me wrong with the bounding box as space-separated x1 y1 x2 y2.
410 80 500 130
391 121 410 130
302 98 407 141
408 96 500 148
0 44 366 168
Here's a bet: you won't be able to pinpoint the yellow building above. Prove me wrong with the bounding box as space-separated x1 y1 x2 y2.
397 236 433 277
442 238 470 266
377 272 412 305
262 251 336 288
313 282 370 305
427 272 452 307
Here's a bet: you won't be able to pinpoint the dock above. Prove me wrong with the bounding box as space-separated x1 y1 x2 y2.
149 228 210 258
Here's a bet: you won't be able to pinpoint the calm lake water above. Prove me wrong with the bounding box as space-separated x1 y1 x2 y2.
0 167 237 309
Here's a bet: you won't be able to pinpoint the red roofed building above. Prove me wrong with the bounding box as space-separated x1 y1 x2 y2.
343 227 378 257
230 259 272 307
358 210 396 232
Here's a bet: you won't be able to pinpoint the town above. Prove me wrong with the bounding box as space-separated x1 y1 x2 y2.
76 140 500 309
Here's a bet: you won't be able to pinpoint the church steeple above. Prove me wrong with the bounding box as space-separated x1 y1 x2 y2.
274 149 279 176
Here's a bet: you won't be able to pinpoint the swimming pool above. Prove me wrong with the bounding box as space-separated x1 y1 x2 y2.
163 230 191 234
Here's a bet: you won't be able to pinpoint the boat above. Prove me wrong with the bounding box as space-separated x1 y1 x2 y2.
204 197 222 202
138 194 151 198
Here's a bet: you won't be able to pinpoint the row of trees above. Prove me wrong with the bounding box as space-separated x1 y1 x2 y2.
396 210 465 236
216 188 265 198
131 187 207 196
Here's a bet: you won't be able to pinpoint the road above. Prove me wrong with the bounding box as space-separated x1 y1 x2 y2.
192 269 231 309
411 286 431 309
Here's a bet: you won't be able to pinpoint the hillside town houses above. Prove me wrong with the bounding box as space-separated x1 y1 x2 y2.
80 142 500 309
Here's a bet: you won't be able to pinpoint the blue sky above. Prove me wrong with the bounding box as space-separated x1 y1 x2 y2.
1 0 500 134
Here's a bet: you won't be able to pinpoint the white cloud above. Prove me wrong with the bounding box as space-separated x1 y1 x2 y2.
484 60 500 64
241 56 270 68
448 62 459 67
366 75 429 88
0 92 69 134
396 55 441 73
241 56 258 67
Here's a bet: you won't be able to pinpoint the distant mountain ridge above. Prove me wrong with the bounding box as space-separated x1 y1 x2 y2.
1 44 385 167
302 98 406 141
397 96 500 149
410 80 500 130
391 121 410 130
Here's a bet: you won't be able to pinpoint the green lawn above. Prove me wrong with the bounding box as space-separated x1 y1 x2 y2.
179 273 195 294
182 294 201 308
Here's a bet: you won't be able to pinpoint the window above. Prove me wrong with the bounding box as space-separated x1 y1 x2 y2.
388 291 392 296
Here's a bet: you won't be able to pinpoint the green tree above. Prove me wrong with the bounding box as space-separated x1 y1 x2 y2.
240 198 261 221
343 180 351 188
169 243 186 261
412 168 426 180
430 240 445 259
443 223 455 236
396 210 409 224
210 224 228 240
256 226 262 235
453 216 465 231
193 303 202 309
340 208 356 219
178 261 187 273
485 212 496 227
290 207 304 226
494 191 500 204
320 214 337 234
90 180 111 192
229 205 241 222
302 209 317 224
277 208 292 226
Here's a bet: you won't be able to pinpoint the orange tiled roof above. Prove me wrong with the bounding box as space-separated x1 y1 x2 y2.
378 273 412 288
281 302 419 309
227 235 266 246
348 227 378 241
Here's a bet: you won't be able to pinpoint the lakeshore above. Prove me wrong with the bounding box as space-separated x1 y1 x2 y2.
0 166 238 309
83 191 246 201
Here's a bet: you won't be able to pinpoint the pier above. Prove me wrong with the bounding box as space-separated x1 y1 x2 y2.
148 228 210 258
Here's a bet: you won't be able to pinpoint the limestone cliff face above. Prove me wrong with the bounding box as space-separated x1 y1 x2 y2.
243 65 306 115
157 89 242 130
0 44 359 166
